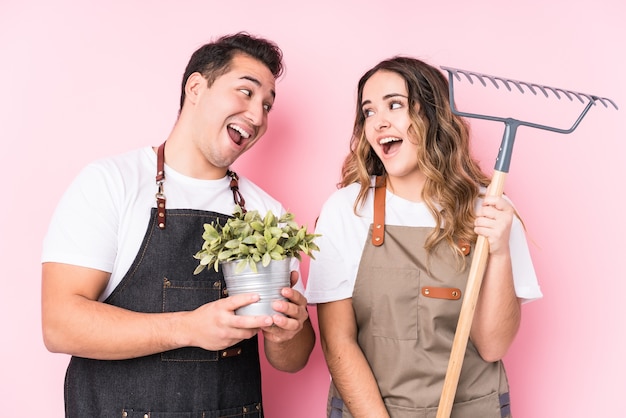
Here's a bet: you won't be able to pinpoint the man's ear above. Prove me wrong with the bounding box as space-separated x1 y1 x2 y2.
184 72 205 105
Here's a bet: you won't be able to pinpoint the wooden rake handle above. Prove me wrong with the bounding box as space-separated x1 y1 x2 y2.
436 170 507 418
435 65 611 417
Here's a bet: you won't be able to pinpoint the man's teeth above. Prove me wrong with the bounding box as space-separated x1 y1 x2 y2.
379 137 401 144
229 124 250 139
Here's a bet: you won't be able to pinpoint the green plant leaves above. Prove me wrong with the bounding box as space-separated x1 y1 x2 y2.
193 204 320 273
224 239 240 249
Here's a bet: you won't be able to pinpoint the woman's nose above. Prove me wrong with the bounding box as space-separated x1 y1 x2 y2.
375 116 390 130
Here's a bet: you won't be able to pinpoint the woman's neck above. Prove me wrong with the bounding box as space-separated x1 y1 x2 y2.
385 172 426 203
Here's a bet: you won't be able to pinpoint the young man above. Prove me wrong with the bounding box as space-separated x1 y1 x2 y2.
42 32 315 417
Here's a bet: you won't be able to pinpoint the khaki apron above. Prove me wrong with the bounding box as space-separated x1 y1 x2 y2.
327 180 511 418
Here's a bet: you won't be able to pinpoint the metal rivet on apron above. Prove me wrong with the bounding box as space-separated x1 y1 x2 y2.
458 240 471 256
376 224 382 229
163 278 171 288
223 289 228 296
213 281 220 289
158 223 165 228
144 414 149 418
452 291 458 297
424 288 430 295
256 403 261 410
243 407 248 413
158 202 164 208
374 237 381 242
122 413 127 418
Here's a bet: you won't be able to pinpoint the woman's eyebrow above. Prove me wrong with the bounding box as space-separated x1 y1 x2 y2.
361 93 407 107
383 93 408 100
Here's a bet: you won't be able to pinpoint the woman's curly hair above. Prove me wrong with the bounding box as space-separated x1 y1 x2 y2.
340 56 491 260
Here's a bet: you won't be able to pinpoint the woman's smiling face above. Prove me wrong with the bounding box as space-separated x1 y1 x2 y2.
361 69 422 180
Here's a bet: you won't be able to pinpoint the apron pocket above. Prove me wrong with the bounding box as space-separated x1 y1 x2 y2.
450 391 505 418
161 278 223 362
122 402 262 417
354 267 419 340
381 391 505 418
162 278 223 312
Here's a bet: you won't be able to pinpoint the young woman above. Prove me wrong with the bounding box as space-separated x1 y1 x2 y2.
305 57 542 418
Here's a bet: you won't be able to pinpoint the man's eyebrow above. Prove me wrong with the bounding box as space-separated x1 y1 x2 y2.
240 75 276 99
361 93 407 107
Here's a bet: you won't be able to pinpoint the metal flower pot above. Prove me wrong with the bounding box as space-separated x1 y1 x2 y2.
221 257 291 316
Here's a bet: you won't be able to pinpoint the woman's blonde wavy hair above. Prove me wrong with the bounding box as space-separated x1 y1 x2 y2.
340 56 491 259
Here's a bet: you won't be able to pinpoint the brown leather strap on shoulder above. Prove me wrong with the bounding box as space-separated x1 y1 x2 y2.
372 176 386 246
154 142 247 229
155 142 166 229
227 170 247 213
156 142 165 182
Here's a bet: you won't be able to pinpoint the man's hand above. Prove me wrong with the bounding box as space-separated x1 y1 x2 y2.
184 293 275 351
260 271 315 372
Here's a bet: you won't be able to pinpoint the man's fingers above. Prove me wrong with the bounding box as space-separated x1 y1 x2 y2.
223 292 260 310
289 270 299 287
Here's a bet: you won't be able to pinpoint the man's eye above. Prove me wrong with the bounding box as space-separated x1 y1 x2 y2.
263 103 272 112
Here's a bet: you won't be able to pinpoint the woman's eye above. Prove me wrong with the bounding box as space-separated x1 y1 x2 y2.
363 108 374 118
239 89 252 97
390 101 402 110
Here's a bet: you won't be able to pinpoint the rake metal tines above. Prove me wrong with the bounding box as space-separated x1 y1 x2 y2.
440 65 618 173
441 66 618 110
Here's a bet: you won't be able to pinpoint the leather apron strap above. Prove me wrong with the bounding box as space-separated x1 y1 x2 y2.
155 141 247 229
371 176 386 246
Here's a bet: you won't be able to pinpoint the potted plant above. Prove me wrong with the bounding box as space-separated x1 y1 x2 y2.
193 205 320 315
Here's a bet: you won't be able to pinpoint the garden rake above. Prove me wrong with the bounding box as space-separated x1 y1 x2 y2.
436 66 618 418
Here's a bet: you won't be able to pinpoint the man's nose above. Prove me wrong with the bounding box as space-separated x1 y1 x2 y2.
245 101 265 126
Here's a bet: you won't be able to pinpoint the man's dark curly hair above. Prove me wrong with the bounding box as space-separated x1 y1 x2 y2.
179 32 284 112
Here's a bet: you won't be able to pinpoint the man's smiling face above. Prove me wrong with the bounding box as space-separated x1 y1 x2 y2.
189 52 276 171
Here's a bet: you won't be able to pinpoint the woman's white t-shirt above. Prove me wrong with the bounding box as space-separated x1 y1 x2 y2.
305 181 542 304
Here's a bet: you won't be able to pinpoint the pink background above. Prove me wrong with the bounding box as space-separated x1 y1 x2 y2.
1 0 623 416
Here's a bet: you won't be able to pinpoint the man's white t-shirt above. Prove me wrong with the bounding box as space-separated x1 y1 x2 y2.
42 146 300 301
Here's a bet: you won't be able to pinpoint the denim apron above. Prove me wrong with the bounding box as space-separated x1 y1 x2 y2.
64 143 263 418
328 179 511 418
